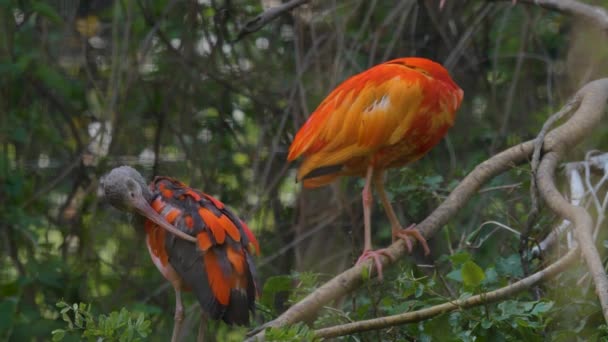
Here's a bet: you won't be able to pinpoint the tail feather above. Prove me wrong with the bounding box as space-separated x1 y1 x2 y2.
245 252 259 311
223 290 250 325
167 234 258 325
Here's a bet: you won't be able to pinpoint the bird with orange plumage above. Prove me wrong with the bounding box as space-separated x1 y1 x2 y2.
288 57 463 279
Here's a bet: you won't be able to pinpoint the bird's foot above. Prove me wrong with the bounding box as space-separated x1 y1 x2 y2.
356 248 395 281
393 223 430 256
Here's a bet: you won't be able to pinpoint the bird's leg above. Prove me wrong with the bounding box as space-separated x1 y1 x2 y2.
196 312 208 342
363 165 374 252
374 171 430 256
171 285 185 342
355 165 393 280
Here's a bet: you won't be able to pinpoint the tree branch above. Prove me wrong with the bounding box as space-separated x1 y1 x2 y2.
235 0 310 41
520 96 580 276
246 78 608 340
516 0 608 31
537 151 608 321
315 247 579 338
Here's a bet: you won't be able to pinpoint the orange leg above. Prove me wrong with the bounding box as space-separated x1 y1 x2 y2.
355 165 394 280
171 285 184 342
374 171 430 256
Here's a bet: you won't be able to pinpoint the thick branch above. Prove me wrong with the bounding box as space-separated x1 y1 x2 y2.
537 152 608 321
517 0 608 31
235 0 310 41
315 247 579 338
245 142 535 340
247 78 608 340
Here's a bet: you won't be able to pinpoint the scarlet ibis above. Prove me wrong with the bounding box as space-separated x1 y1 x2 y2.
288 57 463 279
102 166 259 341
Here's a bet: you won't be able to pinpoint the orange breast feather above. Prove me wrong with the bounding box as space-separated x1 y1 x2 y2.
288 57 463 188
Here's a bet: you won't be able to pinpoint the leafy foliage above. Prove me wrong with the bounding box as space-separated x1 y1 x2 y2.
52 301 151 342
2 0 608 340
265 323 318 342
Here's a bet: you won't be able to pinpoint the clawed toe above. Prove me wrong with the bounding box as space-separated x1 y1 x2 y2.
356 249 394 280
394 224 430 256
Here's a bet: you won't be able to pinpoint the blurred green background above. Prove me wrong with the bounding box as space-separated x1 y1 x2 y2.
2 0 608 340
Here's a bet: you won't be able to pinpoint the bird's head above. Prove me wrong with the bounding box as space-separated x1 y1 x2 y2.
101 166 197 243
401 57 464 109
101 166 152 212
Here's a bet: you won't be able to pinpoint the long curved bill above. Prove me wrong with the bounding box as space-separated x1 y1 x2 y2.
132 195 197 243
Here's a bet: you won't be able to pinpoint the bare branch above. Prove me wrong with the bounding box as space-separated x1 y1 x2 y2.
520 94 580 274
246 78 608 340
517 0 608 30
537 151 608 322
315 247 579 338
235 0 311 41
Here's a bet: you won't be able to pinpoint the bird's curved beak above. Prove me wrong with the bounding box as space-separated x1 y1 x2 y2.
131 195 197 243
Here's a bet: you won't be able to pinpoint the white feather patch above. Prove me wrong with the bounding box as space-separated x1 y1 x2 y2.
364 94 391 113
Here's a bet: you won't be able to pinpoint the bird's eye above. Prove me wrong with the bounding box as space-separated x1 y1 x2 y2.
130 192 135 198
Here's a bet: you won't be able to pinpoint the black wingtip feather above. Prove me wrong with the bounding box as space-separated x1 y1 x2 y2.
223 290 251 325
301 164 344 180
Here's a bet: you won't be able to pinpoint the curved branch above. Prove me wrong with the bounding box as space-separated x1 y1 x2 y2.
517 0 608 31
245 141 536 339
520 96 580 274
537 152 608 321
246 78 608 340
235 0 311 41
315 247 579 338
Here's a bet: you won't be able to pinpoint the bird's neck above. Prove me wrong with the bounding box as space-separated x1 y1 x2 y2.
139 181 154 203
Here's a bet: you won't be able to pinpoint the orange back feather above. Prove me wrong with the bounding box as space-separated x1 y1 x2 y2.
144 177 258 325
288 57 463 187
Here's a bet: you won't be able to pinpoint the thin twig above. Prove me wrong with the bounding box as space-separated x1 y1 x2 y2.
315 247 578 338
520 95 581 274
235 0 310 41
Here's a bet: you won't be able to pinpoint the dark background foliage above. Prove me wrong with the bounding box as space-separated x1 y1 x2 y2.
2 0 608 340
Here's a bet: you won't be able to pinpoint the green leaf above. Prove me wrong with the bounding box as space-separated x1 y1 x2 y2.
51 329 66 341
446 269 463 283
449 251 471 266
496 254 524 278
260 275 292 308
482 267 498 285
361 265 370 281
262 275 292 294
0 298 17 333
531 301 554 315
32 1 62 23
461 261 485 287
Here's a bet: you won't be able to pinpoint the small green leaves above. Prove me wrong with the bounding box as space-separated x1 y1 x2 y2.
52 301 150 341
496 254 524 278
31 1 62 23
261 274 293 308
259 272 320 317
461 260 485 288
265 323 317 342
360 264 371 280
51 329 65 341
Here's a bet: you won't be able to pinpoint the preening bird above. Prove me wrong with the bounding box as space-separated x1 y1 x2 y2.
288 57 463 279
102 166 259 341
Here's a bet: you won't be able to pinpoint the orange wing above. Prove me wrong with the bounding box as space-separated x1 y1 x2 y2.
144 177 259 325
288 57 463 187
